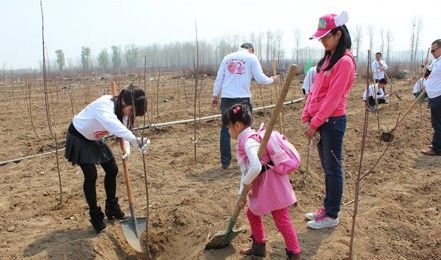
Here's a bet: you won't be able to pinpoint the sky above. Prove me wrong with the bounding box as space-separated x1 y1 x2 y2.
0 0 438 69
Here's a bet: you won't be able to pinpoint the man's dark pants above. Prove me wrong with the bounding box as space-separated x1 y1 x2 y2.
429 95 441 154
219 97 252 168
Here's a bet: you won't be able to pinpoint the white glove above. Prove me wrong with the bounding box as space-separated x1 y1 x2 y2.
121 140 131 160
130 137 150 154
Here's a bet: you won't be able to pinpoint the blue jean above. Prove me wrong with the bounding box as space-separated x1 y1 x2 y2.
220 97 252 166
429 95 441 153
316 116 346 219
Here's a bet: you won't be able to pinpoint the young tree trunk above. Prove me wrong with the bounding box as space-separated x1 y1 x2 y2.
193 21 199 164
40 0 63 206
349 50 372 259
26 77 41 140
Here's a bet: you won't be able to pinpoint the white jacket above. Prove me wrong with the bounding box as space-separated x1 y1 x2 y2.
426 57 441 98
72 95 136 143
362 84 385 100
213 50 273 98
413 78 426 94
302 66 316 95
371 60 388 80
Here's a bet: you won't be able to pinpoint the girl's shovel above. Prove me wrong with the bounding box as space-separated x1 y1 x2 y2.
111 81 146 253
205 64 297 250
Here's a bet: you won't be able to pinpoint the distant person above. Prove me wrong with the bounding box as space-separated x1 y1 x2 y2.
223 103 301 260
362 78 389 110
371 52 388 82
302 11 355 229
302 66 317 97
212 43 279 170
65 85 150 233
413 69 431 102
421 39 441 156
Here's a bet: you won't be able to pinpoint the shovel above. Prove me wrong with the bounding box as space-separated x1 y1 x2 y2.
205 64 297 250
111 81 146 253
380 89 426 142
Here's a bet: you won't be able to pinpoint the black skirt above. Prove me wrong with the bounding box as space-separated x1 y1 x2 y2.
65 123 114 165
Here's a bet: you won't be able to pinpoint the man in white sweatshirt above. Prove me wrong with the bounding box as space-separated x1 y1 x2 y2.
421 39 441 156
212 43 279 169
371 52 388 82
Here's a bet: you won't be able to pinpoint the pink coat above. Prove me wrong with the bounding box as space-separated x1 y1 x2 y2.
302 50 355 130
237 131 296 216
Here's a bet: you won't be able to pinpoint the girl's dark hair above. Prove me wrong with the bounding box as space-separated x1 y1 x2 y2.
222 103 252 127
113 84 147 129
317 25 352 72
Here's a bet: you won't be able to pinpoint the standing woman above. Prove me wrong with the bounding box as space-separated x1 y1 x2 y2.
302 11 355 229
65 84 150 233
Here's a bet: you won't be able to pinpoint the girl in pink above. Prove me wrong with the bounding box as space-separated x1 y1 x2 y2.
302 11 356 229
222 103 301 260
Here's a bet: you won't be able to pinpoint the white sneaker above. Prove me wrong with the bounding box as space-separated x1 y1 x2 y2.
304 207 325 221
307 215 339 229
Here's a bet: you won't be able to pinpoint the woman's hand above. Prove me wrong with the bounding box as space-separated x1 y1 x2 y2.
302 122 310 131
211 96 219 111
304 125 317 139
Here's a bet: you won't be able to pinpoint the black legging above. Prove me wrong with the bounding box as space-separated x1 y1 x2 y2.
79 159 118 210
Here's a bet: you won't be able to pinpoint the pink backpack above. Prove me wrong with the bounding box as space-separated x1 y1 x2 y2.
238 123 301 175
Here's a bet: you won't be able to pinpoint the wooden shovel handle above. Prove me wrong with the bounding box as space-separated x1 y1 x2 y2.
111 81 136 211
227 64 297 230
258 64 297 158
392 89 426 131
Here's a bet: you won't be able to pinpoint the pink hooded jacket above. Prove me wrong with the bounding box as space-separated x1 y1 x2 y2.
302 50 355 129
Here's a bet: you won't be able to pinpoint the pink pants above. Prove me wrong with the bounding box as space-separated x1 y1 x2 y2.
247 207 301 254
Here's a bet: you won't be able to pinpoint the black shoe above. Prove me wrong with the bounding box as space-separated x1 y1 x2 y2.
105 197 125 220
89 207 106 233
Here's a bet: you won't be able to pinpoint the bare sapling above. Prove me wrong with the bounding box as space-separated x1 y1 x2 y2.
155 69 161 118
369 60 384 144
25 76 41 140
257 83 266 118
181 75 190 105
40 0 63 206
197 74 206 118
68 84 75 117
348 50 372 259
143 55 148 100
193 21 199 164
175 77 181 108
419 47 430 124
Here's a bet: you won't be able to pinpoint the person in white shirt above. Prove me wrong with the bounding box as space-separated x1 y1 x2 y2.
421 39 441 156
371 52 388 82
362 78 388 109
212 43 279 169
302 66 317 96
413 69 431 102
65 84 150 233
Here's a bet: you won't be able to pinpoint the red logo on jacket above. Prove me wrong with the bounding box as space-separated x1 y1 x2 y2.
227 59 246 75
93 130 108 140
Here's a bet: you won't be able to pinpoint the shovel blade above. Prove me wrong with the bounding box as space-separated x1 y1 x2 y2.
121 217 147 253
205 228 244 250
380 131 394 142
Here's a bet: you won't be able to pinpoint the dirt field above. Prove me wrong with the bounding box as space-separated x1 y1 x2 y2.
0 71 439 259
